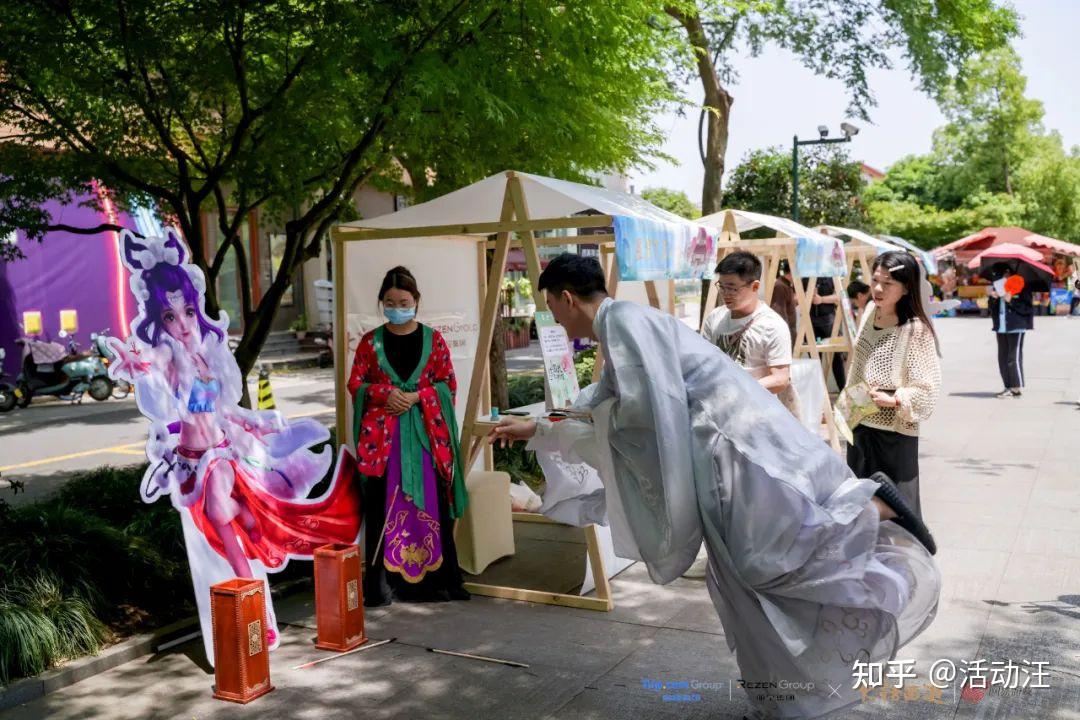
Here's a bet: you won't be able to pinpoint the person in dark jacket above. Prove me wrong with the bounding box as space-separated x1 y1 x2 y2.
987 264 1033 398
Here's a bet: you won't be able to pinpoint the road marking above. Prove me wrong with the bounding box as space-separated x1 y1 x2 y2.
283 409 336 420
0 442 143 472
0 408 336 474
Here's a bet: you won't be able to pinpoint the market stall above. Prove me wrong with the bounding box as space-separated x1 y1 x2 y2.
330 170 720 611
933 226 1080 315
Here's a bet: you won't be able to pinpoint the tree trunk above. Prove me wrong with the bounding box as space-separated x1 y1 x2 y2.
667 4 734 325
486 249 510 410
490 311 509 411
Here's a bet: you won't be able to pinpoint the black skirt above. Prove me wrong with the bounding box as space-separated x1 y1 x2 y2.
847 424 922 517
361 474 470 607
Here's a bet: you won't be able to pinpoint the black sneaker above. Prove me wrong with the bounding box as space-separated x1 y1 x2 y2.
870 472 937 555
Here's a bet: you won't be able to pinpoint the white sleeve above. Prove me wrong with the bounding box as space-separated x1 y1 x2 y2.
526 418 604 469
762 317 793 367
701 309 720 344
526 418 610 528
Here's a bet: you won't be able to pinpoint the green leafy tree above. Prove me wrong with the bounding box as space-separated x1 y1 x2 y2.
866 47 1080 245
0 0 682 394
934 46 1046 199
866 192 1025 249
723 145 867 228
641 187 701 219
1014 137 1080 243
662 0 1019 218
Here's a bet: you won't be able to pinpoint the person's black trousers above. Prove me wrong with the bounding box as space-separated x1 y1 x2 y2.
847 425 921 517
995 332 1025 390
812 318 846 389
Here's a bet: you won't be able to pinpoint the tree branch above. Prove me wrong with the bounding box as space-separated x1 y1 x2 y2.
44 223 142 237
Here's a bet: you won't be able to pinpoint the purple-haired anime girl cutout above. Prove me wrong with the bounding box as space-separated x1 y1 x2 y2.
106 228 361 666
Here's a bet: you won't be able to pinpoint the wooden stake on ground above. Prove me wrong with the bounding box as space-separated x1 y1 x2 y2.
293 638 395 670
427 647 530 668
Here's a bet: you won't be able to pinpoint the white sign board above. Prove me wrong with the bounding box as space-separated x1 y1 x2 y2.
340 235 481 443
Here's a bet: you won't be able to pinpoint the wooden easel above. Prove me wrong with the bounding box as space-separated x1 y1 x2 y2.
332 171 692 612
698 210 851 451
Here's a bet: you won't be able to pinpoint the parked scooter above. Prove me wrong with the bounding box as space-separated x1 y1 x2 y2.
91 328 132 399
0 348 17 412
15 332 114 406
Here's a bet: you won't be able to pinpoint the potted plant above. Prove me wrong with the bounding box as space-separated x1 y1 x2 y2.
290 314 307 341
501 279 516 310
516 277 535 314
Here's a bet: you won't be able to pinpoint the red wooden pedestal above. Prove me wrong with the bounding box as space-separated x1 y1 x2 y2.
314 543 368 652
210 578 274 703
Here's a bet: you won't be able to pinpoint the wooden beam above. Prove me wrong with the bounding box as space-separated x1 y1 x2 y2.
333 215 615 242
583 524 614 609
507 175 548 312
512 512 558 524
483 233 615 251
462 583 613 612
644 280 661 309
460 181 517 468
477 241 494 471
592 253 620 382
333 233 348 449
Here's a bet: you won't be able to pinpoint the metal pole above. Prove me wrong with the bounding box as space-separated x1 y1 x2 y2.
791 135 800 222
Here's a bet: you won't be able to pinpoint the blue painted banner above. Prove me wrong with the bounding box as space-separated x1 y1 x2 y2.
795 235 848 278
613 215 716 281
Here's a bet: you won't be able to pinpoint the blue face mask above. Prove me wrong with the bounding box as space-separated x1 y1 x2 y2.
384 306 416 325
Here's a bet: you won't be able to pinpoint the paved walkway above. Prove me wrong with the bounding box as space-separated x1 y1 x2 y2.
3 318 1080 719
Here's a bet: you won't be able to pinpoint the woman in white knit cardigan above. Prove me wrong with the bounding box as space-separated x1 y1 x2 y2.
844 251 942 517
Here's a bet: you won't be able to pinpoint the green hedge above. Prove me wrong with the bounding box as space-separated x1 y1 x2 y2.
0 465 190 684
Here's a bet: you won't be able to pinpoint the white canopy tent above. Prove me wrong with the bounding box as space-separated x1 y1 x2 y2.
341 170 704 232
333 170 721 448
818 225 902 281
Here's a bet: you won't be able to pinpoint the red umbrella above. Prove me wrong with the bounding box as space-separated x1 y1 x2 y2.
968 243 1055 292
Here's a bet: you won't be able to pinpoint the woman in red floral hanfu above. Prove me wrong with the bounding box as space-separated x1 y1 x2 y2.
347 266 469 606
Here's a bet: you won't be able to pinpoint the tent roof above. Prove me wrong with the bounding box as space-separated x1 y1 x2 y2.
340 170 709 233
698 209 838 244
933 226 1080 260
819 225 900 252
1024 232 1080 258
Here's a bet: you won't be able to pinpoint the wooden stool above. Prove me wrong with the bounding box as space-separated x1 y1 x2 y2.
210 578 273 704
454 470 515 575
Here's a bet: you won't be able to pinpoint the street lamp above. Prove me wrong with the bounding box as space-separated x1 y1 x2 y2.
791 122 859 222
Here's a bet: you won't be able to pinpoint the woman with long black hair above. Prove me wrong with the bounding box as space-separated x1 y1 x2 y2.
844 251 942 517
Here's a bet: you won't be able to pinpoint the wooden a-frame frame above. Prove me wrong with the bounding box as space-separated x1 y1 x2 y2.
330 171 676 612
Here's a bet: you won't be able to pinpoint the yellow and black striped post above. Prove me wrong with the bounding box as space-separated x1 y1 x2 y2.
257 369 277 410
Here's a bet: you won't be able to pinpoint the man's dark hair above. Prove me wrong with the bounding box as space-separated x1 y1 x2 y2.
537 253 607 299
847 280 870 298
715 251 762 282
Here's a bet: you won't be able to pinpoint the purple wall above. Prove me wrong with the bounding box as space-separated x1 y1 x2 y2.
0 194 138 379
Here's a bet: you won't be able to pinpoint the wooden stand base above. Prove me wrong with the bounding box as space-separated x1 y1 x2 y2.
314 543 368 652
210 578 274 704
